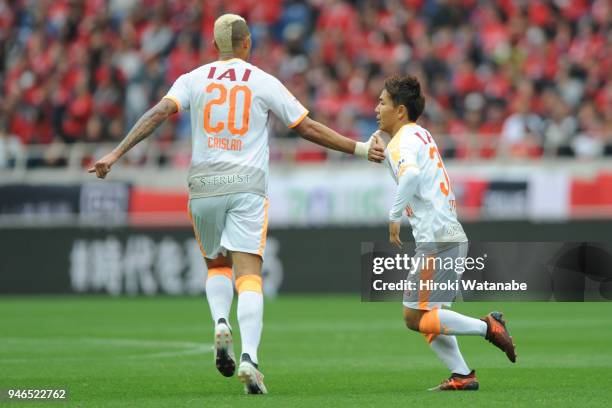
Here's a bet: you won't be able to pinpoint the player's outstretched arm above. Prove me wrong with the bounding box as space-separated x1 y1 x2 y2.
294 117 385 162
88 98 177 179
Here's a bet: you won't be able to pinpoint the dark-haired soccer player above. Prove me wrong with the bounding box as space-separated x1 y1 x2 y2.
374 75 516 391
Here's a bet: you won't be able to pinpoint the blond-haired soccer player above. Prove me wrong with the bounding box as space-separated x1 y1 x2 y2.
374 75 516 391
89 14 385 395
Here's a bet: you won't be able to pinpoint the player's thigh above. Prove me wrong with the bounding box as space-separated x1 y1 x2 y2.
403 242 468 311
189 195 229 260
230 251 262 278
220 193 269 259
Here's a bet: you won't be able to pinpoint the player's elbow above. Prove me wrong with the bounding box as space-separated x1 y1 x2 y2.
153 98 178 120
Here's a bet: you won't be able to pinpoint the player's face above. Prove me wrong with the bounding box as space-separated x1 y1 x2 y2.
375 90 398 134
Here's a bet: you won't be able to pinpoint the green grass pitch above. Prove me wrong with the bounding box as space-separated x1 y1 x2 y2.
1 296 611 407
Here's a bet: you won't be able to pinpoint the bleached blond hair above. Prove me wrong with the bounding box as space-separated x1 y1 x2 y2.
214 14 250 54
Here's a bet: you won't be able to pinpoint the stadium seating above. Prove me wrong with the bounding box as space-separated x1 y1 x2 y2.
1 0 610 168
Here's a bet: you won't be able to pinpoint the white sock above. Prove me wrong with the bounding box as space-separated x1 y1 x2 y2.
205 274 233 324
438 309 487 336
237 291 263 364
430 335 471 375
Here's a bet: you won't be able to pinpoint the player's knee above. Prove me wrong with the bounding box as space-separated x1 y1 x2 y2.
403 308 422 331
206 255 231 269
404 316 421 331
206 255 233 279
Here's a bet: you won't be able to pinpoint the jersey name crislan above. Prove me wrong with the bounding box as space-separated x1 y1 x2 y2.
164 58 308 198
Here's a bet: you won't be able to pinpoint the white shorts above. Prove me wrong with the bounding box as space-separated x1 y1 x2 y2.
403 242 469 311
188 193 269 259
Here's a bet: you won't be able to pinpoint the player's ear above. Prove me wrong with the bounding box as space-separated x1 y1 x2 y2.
397 104 407 120
213 40 219 52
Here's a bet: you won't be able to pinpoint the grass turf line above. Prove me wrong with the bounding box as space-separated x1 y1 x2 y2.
1 296 611 407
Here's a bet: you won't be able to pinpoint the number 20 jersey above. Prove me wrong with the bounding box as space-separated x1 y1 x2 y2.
385 123 467 244
164 58 309 199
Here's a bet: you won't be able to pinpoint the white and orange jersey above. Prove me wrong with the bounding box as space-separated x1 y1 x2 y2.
164 58 308 198
385 123 467 244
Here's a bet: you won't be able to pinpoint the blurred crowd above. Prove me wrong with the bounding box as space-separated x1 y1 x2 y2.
1 0 611 167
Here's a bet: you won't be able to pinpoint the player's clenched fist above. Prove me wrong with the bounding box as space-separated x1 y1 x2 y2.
367 130 387 163
368 140 385 163
88 151 119 179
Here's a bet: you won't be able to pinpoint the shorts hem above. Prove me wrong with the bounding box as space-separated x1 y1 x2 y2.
203 247 228 260
222 244 261 257
403 301 452 310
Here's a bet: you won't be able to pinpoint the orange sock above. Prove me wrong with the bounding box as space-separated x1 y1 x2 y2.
208 266 233 280
205 267 233 324
235 274 262 294
236 275 263 363
418 308 441 335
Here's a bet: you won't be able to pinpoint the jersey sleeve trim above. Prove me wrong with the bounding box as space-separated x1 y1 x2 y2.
162 95 181 111
288 110 309 128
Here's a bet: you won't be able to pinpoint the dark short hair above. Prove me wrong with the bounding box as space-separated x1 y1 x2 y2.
384 75 425 121
231 19 250 49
